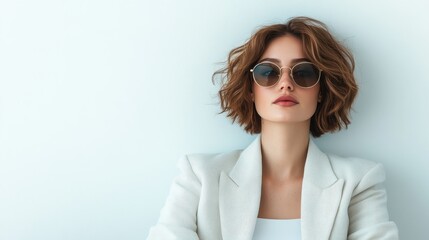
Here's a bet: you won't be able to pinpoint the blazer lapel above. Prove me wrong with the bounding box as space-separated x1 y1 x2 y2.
301 139 344 240
219 136 262 240
218 136 344 240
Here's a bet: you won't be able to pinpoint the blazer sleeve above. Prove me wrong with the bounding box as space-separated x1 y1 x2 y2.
347 163 399 240
146 155 201 240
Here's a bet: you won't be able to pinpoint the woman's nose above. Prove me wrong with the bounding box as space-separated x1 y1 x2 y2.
278 68 294 91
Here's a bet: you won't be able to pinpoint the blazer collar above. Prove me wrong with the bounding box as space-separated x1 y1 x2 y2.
227 134 262 187
301 138 344 240
227 135 338 188
304 138 338 188
219 135 344 240
218 135 262 240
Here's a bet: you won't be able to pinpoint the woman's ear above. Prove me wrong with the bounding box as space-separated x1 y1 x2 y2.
251 93 255 101
318 93 322 102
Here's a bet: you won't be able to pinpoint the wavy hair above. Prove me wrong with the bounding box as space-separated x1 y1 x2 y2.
213 17 358 137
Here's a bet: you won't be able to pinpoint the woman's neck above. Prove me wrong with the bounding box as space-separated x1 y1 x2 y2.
260 120 310 181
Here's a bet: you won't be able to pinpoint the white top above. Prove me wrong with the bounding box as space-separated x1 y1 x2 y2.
252 218 301 240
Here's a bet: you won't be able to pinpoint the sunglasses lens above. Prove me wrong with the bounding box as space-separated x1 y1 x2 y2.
292 63 320 87
252 63 280 87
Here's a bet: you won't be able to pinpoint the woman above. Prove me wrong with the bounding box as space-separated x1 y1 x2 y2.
147 17 399 240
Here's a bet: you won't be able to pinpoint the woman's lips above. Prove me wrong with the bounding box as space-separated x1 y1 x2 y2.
273 95 298 106
274 101 298 106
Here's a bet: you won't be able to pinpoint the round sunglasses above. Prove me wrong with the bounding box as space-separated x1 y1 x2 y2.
250 61 322 88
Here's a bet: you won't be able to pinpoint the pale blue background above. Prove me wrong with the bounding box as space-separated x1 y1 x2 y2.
0 0 428 239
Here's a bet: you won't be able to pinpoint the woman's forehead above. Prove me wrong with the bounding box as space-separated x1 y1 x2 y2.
260 35 306 65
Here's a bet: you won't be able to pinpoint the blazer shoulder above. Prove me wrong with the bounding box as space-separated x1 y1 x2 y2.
181 149 243 179
327 153 385 184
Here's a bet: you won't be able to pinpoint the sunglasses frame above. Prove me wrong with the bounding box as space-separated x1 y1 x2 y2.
250 61 322 88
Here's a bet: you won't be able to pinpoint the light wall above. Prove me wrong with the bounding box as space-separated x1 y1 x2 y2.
0 0 427 239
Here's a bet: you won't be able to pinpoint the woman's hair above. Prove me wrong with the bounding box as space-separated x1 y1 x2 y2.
212 16 358 137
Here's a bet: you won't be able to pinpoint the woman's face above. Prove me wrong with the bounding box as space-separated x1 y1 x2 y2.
252 35 320 126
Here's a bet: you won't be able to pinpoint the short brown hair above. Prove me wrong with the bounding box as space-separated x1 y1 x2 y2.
213 17 358 137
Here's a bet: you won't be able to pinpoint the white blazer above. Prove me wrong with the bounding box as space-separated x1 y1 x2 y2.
147 135 399 240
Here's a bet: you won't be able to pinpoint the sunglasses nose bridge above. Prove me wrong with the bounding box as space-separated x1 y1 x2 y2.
278 66 294 83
